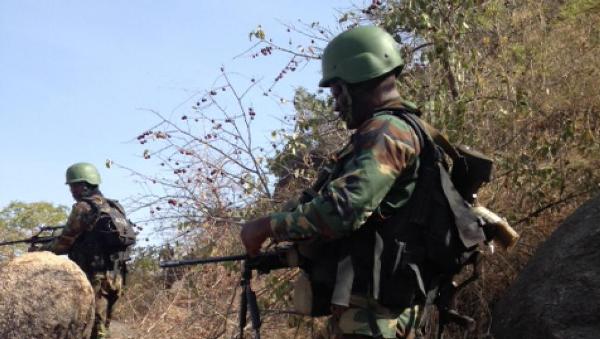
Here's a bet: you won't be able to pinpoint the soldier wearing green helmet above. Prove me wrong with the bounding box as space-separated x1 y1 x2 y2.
37 162 135 339
65 162 102 186
241 25 424 338
319 25 404 87
234 26 496 338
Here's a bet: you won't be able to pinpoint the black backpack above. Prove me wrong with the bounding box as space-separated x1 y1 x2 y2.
92 198 137 252
375 112 490 334
69 197 137 273
296 112 491 334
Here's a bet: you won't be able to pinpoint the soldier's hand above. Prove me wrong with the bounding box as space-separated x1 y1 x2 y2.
240 216 272 257
28 244 40 252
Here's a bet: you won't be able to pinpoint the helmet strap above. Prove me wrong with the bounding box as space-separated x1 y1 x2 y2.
339 83 355 128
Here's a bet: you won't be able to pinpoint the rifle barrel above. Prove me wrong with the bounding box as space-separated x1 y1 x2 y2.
0 239 30 246
40 226 65 231
0 237 55 247
159 254 248 268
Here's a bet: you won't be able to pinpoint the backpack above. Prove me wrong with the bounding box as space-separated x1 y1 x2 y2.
375 113 488 306
92 198 137 252
69 197 137 273
294 112 492 334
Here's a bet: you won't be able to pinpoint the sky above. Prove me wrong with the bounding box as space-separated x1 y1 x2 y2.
0 0 359 229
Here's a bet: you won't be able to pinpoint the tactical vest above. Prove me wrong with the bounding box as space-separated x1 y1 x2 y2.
69 196 137 274
296 111 488 316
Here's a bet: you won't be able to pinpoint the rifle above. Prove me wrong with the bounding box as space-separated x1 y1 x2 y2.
451 145 519 250
0 225 64 247
159 246 300 339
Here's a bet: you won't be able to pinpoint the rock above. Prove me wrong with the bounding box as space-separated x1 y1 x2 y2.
0 251 95 339
491 195 600 339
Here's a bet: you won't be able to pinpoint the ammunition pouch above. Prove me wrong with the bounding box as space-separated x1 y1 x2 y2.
450 145 494 204
378 237 422 309
292 240 338 316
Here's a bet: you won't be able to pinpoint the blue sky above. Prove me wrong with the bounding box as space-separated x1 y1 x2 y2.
0 0 357 224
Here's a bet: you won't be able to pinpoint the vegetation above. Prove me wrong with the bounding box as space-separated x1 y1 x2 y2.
0 201 68 259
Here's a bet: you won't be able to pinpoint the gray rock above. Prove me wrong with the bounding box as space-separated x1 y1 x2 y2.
0 252 95 339
491 195 600 339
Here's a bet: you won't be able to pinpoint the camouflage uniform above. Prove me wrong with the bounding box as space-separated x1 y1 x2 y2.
43 193 123 339
323 299 420 339
269 99 423 338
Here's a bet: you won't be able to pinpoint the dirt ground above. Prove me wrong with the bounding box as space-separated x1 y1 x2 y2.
109 321 140 339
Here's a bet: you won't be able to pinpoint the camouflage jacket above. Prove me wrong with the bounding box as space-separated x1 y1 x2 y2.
269 100 422 241
43 193 104 254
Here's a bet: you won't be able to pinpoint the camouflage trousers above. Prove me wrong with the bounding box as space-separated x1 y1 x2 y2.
89 271 123 339
319 296 422 339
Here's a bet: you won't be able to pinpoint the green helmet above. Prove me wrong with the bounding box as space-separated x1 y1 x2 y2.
319 26 404 87
65 162 101 186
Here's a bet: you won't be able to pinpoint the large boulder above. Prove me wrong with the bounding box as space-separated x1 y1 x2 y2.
492 195 600 339
0 251 95 339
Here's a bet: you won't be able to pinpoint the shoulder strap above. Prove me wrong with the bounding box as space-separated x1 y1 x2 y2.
80 197 103 228
389 111 486 248
386 111 443 180
106 198 127 216
419 120 461 161
80 197 98 210
392 111 461 160
394 113 434 158
382 109 461 162
400 114 443 231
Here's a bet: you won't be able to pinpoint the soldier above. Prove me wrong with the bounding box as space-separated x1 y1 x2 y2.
38 162 135 339
241 26 427 338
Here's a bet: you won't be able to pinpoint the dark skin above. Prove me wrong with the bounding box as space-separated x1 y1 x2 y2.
240 72 402 257
69 182 90 201
240 216 272 257
331 72 402 129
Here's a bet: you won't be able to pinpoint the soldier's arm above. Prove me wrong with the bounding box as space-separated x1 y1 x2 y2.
41 201 94 254
269 115 420 241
